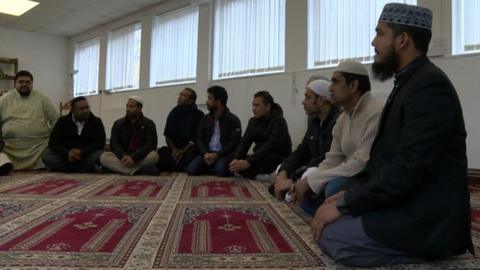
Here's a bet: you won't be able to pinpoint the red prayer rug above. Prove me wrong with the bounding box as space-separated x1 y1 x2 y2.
180 176 263 201
86 175 173 200
0 201 160 268
154 203 324 268
0 173 478 269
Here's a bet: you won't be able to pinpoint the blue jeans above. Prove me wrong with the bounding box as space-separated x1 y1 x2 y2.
324 177 349 198
185 154 230 177
300 177 348 216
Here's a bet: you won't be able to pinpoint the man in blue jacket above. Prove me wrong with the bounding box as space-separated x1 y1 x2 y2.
186 86 241 176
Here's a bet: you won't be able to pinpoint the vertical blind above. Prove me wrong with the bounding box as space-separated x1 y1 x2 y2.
213 0 285 80
106 22 142 91
308 0 416 68
452 0 480 54
73 37 100 97
150 6 199 87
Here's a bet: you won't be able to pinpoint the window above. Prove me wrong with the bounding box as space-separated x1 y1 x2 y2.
308 0 416 68
452 0 480 55
106 22 142 91
213 0 285 80
73 37 100 96
150 6 199 87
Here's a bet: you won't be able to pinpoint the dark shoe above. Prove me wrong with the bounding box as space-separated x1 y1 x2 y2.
0 162 13 175
135 165 160 176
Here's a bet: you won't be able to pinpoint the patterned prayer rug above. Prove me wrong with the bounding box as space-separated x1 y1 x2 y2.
0 172 478 269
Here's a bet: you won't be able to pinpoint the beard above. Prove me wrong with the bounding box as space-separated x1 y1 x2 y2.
371 46 399 82
17 86 31 97
207 104 216 113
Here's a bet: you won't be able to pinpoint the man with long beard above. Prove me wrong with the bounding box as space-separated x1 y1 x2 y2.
311 3 473 267
185 86 241 176
100 96 159 175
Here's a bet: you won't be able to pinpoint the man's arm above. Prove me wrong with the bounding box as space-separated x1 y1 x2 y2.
307 110 381 194
342 82 458 215
246 117 289 165
130 119 158 162
217 115 242 157
110 120 126 159
80 118 106 157
48 117 70 158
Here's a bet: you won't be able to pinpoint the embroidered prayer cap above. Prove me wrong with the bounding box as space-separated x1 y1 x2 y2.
128 95 143 106
334 60 369 77
307 78 332 101
379 3 432 30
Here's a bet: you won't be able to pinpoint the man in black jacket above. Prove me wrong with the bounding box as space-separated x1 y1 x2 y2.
42 96 105 172
186 86 241 176
272 77 340 199
100 96 159 175
313 3 473 267
229 91 292 180
157 88 204 172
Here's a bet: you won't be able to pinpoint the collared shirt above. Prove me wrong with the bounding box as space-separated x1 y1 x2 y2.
307 92 384 193
72 114 85 136
208 120 222 152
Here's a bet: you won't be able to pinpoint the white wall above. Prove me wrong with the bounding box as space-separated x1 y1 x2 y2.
0 26 68 107
68 0 480 168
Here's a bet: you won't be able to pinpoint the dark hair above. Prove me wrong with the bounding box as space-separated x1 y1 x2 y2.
15 70 33 82
387 23 432 54
341 72 371 94
207 85 228 106
70 96 87 111
254 91 274 106
184 87 197 102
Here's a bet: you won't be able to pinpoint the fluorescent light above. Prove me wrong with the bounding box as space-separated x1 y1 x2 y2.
0 0 39 16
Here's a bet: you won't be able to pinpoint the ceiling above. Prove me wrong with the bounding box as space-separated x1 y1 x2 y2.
0 0 166 36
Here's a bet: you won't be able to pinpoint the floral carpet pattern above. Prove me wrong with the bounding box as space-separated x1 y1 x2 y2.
0 172 478 269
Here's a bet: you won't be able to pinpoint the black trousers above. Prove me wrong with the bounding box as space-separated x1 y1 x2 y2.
156 146 197 172
236 152 284 179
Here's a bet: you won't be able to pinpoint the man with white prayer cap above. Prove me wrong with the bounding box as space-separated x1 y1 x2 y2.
270 76 341 201
292 60 383 217
100 96 159 175
312 3 473 267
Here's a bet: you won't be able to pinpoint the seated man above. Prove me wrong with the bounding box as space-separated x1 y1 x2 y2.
229 91 292 180
0 70 58 170
42 96 106 173
100 96 159 175
157 88 204 172
313 3 473 267
292 61 383 216
186 86 241 177
272 77 340 199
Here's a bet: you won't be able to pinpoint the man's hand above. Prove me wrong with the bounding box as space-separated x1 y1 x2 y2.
274 171 293 199
203 152 219 166
171 149 179 161
291 177 311 205
68 148 82 162
121 155 136 167
228 159 250 173
311 197 343 241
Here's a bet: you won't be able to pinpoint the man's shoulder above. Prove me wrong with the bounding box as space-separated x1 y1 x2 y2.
113 117 126 127
140 115 156 126
224 110 240 122
57 114 72 123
